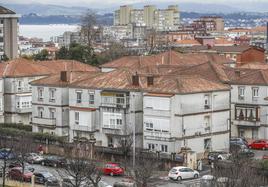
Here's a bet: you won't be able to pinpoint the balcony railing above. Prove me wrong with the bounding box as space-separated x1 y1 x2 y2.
33 117 56 126
233 119 261 127
144 130 171 139
180 104 229 115
16 108 32 113
72 124 94 132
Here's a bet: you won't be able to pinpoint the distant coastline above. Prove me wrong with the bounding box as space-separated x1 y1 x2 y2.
19 24 79 41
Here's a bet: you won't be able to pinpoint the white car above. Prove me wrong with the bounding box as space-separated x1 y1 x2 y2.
168 166 199 181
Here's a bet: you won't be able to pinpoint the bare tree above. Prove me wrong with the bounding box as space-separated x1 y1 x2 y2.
132 152 160 187
13 135 35 181
0 136 15 187
212 152 267 187
58 143 102 187
80 10 98 50
117 134 133 172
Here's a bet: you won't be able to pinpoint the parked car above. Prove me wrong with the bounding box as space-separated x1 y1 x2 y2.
248 140 268 150
230 142 244 153
0 148 15 159
8 161 35 172
41 155 66 167
34 171 59 186
230 137 248 146
8 167 33 182
26 153 44 164
208 151 229 164
230 141 248 150
102 163 124 176
168 166 199 181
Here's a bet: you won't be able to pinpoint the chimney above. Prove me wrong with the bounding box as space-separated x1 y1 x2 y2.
60 71 67 82
147 76 154 86
132 73 139 86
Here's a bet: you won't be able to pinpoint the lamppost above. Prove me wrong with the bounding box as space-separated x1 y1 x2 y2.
89 135 96 160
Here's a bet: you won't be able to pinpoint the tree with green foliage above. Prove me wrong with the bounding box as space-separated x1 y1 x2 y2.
56 46 69 60
33 49 49 61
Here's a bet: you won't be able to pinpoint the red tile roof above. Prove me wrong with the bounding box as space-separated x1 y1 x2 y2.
0 59 99 78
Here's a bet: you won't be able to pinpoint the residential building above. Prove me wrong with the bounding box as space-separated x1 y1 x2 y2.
1 58 98 125
228 68 268 140
183 45 265 66
30 70 99 137
192 16 224 32
0 6 20 60
114 5 180 31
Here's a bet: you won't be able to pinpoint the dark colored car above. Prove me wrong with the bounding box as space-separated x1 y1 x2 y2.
8 161 35 172
41 155 66 167
249 140 268 150
8 167 33 182
34 171 59 186
230 137 248 146
0 148 15 159
102 163 124 176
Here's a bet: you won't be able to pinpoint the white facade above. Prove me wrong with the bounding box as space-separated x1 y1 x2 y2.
4 76 44 124
231 84 268 140
68 88 143 147
31 86 69 137
143 91 230 156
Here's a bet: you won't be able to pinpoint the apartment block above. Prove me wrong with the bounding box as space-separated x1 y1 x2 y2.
114 5 180 31
0 6 20 60
192 16 224 32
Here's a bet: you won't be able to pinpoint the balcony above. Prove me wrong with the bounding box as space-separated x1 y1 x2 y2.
180 104 229 115
101 94 129 109
33 117 56 127
144 130 172 141
16 108 32 113
233 119 260 127
72 124 94 132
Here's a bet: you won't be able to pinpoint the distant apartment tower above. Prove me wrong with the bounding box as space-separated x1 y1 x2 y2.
0 6 19 60
114 5 180 31
192 16 224 32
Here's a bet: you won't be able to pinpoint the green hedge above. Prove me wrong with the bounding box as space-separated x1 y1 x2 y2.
0 123 32 131
0 127 65 144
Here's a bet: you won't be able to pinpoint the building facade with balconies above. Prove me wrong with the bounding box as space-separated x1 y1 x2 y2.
230 69 268 140
68 70 143 147
143 90 230 155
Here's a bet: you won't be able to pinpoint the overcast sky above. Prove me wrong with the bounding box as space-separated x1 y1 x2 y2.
1 0 268 7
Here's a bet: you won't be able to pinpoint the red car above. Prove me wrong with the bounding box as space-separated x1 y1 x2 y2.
248 140 268 150
102 163 124 176
8 167 33 182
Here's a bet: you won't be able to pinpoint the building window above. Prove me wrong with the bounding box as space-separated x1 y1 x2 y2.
38 88 44 101
89 92 94 104
148 143 158 151
204 115 210 129
252 87 259 99
103 112 123 129
238 86 245 100
17 80 22 92
49 88 56 102
0 20 3 24
145 122 153 131
49 108 55 119
161 145 168 153
204 94 211 109
75 112 79 125
0 37 3 43
235 105 259 122
38 107 44 118
76 91 82 104
204 138 211 151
